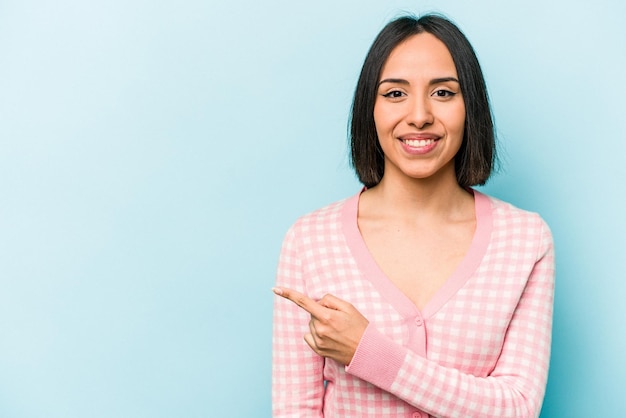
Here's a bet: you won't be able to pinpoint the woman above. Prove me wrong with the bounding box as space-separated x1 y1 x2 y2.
272 14 554 418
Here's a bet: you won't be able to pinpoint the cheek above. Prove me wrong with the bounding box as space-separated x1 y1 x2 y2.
372 106 386 138
373 104 383 126
448 105 466 137
373 104 397 135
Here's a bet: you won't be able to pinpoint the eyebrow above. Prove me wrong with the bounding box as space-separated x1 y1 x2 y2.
378 77 460 87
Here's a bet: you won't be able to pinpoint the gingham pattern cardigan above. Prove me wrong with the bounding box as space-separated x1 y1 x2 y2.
272 189 555 418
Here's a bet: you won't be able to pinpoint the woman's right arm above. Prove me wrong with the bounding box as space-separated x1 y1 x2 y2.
272 226 325 417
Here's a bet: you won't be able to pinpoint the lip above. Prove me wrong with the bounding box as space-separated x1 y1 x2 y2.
398 133 440 155
398 133 440 141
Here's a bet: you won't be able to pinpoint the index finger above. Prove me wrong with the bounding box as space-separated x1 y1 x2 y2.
272 287 327 318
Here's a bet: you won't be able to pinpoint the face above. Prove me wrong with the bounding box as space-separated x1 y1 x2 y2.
373 33 466 185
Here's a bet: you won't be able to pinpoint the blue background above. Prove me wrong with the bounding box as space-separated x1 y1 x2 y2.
1 0 625 416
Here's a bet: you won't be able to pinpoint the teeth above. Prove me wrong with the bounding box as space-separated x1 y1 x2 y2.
404 139 434 147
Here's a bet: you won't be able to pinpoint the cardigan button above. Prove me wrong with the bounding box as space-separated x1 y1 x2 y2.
414 317 423 327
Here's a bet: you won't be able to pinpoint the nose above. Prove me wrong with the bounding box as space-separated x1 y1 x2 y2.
406 95 434 128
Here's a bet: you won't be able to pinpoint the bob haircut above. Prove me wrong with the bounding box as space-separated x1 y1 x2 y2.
349 14 496 188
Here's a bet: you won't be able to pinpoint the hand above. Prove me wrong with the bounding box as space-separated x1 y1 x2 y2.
273 287 369 366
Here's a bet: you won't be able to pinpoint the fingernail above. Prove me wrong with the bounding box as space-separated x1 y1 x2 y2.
272 287 283 296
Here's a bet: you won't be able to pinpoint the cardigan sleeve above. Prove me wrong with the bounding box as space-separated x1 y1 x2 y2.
272 225 325 417
346 218 555 418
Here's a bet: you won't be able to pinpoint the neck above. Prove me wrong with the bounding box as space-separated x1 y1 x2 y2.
362 170 473 222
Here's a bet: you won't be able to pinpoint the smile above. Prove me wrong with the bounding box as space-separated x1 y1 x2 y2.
402 138 435 148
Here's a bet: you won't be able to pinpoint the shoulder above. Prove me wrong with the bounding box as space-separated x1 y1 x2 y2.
292 197 350 230
480 191 548 228
478 190 553 254
281 193 356 247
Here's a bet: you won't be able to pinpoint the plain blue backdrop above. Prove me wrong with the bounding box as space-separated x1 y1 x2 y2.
1 0 625 416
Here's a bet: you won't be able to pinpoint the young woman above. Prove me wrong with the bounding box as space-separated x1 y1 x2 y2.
272 14 554 418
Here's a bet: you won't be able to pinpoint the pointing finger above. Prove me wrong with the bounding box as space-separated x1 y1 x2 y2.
272 287 327 318
318 293 352 311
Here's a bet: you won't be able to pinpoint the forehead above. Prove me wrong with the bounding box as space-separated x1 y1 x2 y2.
381 33 457 78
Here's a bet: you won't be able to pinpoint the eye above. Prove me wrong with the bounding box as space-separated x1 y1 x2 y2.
382 90 405 98
432 89 456 98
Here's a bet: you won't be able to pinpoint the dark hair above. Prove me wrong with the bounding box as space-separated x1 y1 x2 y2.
349 14 496 188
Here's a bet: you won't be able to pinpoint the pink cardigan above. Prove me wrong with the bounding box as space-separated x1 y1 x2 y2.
272 190 555 417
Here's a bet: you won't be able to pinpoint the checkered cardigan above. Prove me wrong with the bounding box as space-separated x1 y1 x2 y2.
272 190 554 417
